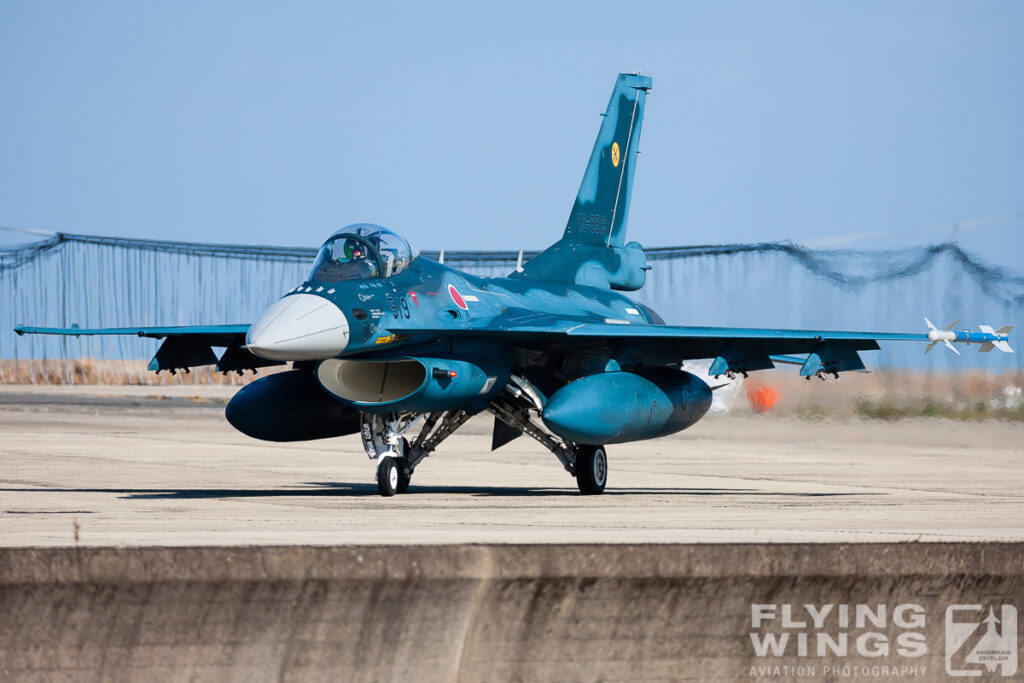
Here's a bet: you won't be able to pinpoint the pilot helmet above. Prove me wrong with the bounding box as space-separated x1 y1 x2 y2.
342 239 366 261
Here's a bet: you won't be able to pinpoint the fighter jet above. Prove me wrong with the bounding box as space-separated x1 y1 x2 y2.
15 73 1013 496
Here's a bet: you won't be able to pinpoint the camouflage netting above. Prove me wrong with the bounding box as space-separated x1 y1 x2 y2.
1 231 1021 383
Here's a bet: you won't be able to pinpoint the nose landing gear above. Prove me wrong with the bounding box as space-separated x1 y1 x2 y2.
373 437 413 497
361 411 471 496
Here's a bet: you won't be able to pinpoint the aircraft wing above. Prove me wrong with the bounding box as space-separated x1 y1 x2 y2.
393 318 1011 378
12 324 278 374
14 324 250 344
558 323 902 376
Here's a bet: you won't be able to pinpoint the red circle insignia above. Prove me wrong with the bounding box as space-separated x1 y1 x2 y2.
448 284 469 310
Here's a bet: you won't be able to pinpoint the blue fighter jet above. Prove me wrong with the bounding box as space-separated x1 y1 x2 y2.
16 73 1013 496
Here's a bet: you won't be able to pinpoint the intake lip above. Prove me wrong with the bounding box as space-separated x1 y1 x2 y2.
246 294 349 361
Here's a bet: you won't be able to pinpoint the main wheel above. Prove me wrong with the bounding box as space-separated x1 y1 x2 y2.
377 456 399 497
575 444 608 495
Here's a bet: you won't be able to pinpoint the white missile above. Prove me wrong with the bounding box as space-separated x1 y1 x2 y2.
925 317 960 355
925 317 1014 354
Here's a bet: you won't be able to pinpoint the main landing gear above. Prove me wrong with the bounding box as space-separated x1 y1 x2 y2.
489 376 608 495
359 377 610 497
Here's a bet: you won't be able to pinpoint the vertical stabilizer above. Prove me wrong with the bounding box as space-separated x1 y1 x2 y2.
564 73 652 248
517 73 652 291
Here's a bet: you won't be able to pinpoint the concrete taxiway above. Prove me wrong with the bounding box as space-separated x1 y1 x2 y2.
1 385 1022 546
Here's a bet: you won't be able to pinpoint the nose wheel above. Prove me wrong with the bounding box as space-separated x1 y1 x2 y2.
376 456 400 497
575 444 607 495
374 437 412 497
396 438 411 493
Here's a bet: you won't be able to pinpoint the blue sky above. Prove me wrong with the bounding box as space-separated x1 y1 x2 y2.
1 1 1021 266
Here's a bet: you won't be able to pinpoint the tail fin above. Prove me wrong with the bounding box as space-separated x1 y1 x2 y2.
564 73 652 248
517 73 652 291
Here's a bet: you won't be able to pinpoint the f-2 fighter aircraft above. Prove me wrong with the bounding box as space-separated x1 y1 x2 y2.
16 73 1013 496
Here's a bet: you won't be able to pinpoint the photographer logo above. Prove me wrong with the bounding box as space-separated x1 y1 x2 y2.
945 605 1017 677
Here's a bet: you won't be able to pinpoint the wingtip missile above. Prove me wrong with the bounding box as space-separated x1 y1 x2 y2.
926 317 1013 354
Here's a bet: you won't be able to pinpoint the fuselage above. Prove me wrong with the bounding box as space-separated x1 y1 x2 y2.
247 255 658 363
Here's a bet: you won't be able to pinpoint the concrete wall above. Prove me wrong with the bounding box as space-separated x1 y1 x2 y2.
2 544 1022 681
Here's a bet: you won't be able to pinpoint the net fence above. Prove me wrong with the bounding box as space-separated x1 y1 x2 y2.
1 231 1021 383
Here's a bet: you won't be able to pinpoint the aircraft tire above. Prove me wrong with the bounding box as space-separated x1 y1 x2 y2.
396 438 411 493
575 445 607 495
377 456 399 497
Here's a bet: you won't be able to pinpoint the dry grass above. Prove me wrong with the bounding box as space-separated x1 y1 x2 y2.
0 358 281 385
751 369 1024 421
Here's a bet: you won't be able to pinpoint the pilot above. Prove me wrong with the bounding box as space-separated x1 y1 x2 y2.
340 238 366 263
326 238 377 279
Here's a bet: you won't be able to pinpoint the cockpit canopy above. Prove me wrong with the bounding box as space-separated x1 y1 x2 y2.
308 224 413 283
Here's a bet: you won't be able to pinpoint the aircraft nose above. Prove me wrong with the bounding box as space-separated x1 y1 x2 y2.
246 293 350 361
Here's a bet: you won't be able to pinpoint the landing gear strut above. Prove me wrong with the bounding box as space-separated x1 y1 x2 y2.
360 377 613 496
361 411 472 496
489 376 609 495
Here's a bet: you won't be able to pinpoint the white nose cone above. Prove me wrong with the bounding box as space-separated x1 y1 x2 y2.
246 294 349 361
